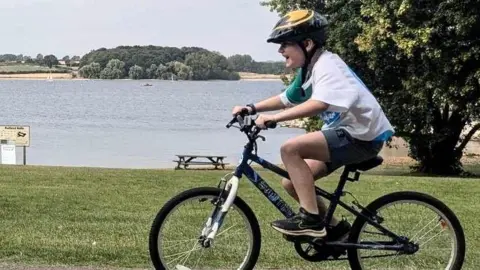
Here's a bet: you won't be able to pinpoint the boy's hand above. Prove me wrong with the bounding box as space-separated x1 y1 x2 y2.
232 106 251 116
255 114 277 129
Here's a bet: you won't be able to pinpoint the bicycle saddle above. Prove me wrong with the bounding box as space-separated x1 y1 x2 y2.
346 156 383 172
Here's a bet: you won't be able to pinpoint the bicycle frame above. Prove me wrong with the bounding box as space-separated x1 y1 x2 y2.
205 139 410 252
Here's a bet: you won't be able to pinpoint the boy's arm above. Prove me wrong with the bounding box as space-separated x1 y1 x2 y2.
252 95 285 113
273 100 328 122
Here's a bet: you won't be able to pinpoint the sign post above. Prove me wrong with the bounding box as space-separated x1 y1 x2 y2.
0 125 30 165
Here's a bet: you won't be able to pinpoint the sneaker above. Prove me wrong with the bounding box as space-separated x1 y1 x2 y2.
271 207 326 238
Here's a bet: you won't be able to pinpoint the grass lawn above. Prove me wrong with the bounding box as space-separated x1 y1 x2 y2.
0 64 70 73
0 164 478 269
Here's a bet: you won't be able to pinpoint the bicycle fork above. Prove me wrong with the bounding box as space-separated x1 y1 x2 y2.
199 175 239 246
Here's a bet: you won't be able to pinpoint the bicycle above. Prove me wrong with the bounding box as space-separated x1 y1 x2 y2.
148 110 466 270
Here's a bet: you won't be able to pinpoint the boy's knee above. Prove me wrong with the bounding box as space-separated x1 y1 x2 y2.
280 139 298 156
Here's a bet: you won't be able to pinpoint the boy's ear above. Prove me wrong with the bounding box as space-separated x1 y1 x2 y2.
304 39 315 51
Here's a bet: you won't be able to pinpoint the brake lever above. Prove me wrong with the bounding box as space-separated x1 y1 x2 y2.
256 135 266 141
227 108 252 130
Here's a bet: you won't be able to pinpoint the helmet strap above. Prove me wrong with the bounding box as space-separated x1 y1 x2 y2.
297 41 323 83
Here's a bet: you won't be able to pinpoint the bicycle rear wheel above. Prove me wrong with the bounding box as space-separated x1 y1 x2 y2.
347 191 465 270
149 187 261 270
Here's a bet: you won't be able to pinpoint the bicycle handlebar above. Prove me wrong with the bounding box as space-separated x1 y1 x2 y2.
226 109 277 131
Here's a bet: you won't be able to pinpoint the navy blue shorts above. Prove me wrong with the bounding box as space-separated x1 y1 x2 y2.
321 128 384 174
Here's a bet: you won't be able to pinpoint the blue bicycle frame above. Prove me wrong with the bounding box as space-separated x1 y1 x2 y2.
233 143 296 218
214 115 408 251
228 136 407 249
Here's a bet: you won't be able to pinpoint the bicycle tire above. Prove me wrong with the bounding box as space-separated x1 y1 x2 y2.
347 191 465 270
148 187 261 270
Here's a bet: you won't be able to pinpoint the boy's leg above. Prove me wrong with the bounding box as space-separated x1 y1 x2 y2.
271 131 331 237
280 131 330 214
271 128 382 237
281 159 340 226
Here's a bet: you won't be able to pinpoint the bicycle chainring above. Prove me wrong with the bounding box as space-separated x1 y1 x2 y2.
294 238 347 262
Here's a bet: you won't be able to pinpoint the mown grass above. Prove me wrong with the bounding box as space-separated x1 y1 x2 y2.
0 164 478 269
0 64 69 74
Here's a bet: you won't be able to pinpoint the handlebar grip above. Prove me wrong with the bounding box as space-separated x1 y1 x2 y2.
226 119 235 128
265 121 277 129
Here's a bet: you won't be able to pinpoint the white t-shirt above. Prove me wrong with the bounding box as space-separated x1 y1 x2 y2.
279 50 394 142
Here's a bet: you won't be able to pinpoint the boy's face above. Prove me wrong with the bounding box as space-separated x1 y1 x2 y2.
278 41 305 69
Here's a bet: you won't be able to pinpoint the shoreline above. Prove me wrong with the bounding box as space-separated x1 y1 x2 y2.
0 72 284 81
2 154 480 171
237 72 283 81
0 73 75 80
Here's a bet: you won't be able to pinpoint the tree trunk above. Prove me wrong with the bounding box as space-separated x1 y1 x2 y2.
409 109 466 175
415 141 463 175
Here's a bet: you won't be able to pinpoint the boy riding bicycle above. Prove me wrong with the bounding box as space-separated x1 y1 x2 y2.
231 9 394 242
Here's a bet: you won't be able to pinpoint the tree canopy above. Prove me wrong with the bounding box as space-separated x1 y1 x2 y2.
262 0 480 175
77 45 286 80
0 47 285 80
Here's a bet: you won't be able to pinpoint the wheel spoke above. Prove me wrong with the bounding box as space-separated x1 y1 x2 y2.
149 189 259 270
350 193 464 270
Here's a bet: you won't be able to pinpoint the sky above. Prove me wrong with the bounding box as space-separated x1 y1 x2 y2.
0 0 285 61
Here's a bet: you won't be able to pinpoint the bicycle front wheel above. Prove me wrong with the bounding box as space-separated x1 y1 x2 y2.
347 191 465 270
148 187 261 270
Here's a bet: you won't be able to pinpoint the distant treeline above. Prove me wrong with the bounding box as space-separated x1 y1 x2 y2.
0 46 286 80
0 54 80 68
78 45 286 80
227 54 286 75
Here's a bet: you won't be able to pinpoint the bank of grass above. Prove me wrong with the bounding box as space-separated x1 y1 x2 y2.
0 64 70 74
0 164 478 269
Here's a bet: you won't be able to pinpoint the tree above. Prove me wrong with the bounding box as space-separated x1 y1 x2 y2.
228 54 254 72
33 53 44 65
100 59 126 79
156 64 168 79
100 67 124 79
0 54 17 62
128 65 144 79
185 52 213 80
16 54 23 63
146 64 158 79
261 0 480 175
167 61 193 80
78 62 101 79
24 56 33 64
43 54 59 68
227 54 285 74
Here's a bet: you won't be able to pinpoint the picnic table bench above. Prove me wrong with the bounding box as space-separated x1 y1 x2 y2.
173 154 229 170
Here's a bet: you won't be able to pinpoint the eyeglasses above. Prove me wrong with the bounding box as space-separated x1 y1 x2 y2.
279 41 295 50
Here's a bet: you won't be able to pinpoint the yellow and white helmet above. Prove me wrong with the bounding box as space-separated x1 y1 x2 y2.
267 9 328 46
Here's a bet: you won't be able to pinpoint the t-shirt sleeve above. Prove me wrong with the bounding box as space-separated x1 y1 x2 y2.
279 69 309 107
310 66 358 112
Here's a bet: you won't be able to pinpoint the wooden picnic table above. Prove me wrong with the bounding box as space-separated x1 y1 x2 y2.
173 154 229 170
